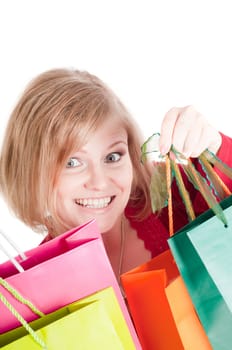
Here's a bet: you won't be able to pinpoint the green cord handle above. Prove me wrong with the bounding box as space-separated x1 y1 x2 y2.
0 278 47 349
141 133 232 227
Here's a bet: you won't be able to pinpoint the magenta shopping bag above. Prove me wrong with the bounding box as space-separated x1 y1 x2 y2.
0 220 141 349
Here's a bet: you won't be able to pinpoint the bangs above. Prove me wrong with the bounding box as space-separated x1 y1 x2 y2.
50 94 118 180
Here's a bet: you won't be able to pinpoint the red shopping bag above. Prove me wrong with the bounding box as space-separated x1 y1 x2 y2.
0 220 141 349
121 249 212 350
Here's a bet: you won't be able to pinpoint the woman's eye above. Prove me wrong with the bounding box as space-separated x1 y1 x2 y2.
105 152 121 163
66 157 81 168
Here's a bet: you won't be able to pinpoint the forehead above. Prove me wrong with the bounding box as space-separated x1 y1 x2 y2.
82 117 128 150
99 116 127 135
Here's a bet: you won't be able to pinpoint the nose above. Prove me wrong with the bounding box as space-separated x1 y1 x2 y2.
84 163 108 190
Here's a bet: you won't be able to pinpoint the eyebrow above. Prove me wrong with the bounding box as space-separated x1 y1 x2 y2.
108 140 128 148
77 140 128 155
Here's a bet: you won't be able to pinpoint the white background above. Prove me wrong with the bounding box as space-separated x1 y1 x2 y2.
1 0 232 262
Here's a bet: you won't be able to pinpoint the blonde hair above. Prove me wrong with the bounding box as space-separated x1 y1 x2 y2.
0 68 152 235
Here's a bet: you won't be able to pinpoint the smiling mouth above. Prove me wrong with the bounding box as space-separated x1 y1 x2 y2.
75 196 114 209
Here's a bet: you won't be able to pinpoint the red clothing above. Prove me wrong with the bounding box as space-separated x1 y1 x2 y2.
125 133 232 258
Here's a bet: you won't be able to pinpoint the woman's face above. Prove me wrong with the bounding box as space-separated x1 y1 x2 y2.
55 117 134 233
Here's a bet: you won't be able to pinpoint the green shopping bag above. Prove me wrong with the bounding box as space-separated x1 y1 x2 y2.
168 194 232 350
0 285 135 349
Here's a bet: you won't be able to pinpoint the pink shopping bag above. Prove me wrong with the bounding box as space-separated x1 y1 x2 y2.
0 220 141 349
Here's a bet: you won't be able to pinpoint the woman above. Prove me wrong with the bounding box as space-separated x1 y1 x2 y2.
1 68 231 280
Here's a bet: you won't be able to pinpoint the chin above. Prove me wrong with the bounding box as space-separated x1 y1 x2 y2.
95 221 114 234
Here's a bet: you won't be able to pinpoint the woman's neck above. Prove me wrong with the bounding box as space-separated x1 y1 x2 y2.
101 216 125 279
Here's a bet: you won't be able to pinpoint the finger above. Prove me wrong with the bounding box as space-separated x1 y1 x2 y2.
171 106 199 155
189 134 209 158
159 107 181 155
177 112 207 157
190 124 221 157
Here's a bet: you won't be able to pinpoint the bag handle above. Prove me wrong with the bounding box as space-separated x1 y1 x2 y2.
169 149 232 233
0 229 27 272
167 151 232 234
0 278 46 349
141 133 232 235
165 155 196 236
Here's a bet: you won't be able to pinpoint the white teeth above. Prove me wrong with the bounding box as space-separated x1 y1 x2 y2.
76 197 111 208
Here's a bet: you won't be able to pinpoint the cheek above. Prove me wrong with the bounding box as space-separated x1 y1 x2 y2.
55 175 78 199
56 179 68 199
119 163 134 193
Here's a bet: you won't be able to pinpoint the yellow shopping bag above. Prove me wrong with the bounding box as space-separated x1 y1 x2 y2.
0 286 136 349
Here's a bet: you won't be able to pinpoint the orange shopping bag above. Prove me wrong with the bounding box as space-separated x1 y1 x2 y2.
121 249 212 350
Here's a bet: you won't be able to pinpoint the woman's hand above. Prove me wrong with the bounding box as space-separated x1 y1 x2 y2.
159 105 222 158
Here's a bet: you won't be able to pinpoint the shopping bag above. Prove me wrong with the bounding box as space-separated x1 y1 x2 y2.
121 249 212 350
140 134 232 349
0 220 141 349
169 195 232 350
0 286 134 349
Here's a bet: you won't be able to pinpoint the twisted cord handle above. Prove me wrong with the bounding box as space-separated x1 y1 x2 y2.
141 133 232 233
0 278 44 317
165 155 174 236
0 229 27 272
0 278 46 349
0 229 26 260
